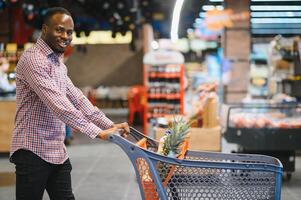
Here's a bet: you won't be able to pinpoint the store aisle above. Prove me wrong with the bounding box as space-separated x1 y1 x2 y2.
66 141 141 200
0 132 300 199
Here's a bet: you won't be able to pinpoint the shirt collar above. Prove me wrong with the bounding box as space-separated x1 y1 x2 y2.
36 38 54 56
36 38 65 60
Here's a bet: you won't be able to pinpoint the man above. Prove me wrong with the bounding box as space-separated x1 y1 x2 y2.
10 7 129 200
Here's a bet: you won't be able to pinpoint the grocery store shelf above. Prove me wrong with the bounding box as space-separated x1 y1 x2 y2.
148 93 181 99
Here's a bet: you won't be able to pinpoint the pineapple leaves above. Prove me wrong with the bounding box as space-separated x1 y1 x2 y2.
162 117 190 157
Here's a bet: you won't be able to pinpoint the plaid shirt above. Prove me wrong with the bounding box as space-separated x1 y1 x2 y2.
10 38 113 164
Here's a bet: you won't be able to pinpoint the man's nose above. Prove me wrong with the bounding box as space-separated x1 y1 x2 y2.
61 31 68 39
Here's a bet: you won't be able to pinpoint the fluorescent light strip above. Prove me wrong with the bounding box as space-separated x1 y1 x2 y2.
250 5 301 11
203 5 216 11
251 18 301 23
195 18 203 24
216 5 224 10
251 11 301 17
252 0 301 1
252 29 301 34
193 23 202 28
209 0 223 2
171 0 185 43
203 5 224 11
199 12 206 18
252 23 301 28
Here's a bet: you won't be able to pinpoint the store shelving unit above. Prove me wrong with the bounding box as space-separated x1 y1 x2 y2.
281 40 301 100
0 43 21 152
0 43 21 87
143 50 185 134
249 56 269 98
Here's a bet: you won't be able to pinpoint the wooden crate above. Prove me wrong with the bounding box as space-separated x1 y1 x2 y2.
154 126 221 152
0 101 16 152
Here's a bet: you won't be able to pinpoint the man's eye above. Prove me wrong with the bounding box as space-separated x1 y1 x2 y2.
57 28 64 33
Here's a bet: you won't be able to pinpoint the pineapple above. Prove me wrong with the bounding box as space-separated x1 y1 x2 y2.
157 117 190 182
162 117 190 157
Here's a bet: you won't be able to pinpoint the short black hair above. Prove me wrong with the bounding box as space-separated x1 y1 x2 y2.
43 7 71 26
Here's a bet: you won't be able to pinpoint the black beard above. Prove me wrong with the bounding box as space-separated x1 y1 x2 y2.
56 48 65 54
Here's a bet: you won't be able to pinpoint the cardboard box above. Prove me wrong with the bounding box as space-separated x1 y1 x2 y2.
154 126 221 152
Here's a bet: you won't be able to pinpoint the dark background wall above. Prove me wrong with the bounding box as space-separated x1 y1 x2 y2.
0 9 9 43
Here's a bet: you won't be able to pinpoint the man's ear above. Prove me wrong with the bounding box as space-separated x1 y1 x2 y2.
41 24 47 37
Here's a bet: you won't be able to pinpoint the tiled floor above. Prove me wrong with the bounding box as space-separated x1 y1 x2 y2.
0 122 300 199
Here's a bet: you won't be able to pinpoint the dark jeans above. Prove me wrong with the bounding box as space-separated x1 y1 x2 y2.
11 149 75 200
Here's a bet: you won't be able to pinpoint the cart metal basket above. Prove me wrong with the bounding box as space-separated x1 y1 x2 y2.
109 127 283 200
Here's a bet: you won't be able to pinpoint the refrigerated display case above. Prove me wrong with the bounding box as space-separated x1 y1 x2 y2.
223 103 301 180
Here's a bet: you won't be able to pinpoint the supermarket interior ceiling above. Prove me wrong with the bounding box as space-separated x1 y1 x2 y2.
1 0 301 38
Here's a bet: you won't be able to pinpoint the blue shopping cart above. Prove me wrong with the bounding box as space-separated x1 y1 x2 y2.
109 127 283 200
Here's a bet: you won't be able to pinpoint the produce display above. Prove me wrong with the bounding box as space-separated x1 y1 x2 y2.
187 82 219 128
230 106 301 129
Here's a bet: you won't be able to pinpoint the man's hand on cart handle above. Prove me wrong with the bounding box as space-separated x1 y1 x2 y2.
97 122 129 140
113 122 129 133
113 122 130 138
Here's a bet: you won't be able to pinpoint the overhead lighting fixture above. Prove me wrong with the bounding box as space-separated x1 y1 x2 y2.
0 0 6 11
250 5 301 11
251 23 301 28
251 29 301 34
72 30 132 44
193 23 202 28
203 5 215 11
216 5 224 10
187 28 194 34
199 12 206 18
209 0 223 2
195 18 203 24
251 0 300 1
170 0 185 43
202 5 223 11
251 18 301 23
151 40 159 50
22 3 35 21
251 11 301 17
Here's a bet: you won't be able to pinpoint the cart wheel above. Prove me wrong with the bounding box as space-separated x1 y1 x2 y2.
287 173 292 181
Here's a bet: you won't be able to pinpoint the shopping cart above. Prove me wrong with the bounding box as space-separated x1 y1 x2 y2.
109 127 283 200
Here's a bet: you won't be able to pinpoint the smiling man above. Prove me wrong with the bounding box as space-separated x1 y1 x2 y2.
10 7 129 200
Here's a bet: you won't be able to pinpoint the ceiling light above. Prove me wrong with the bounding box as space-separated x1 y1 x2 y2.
251 29 301 34
252 0 300 1
203 5 215 11
195 18 203 24
216 5 224 10
251 18 301 23
151 41 159 50
251 11 301 17
171 0 185 43
250 5 301 11
199 12 206 18
0 0 6 11
102 1 110 10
